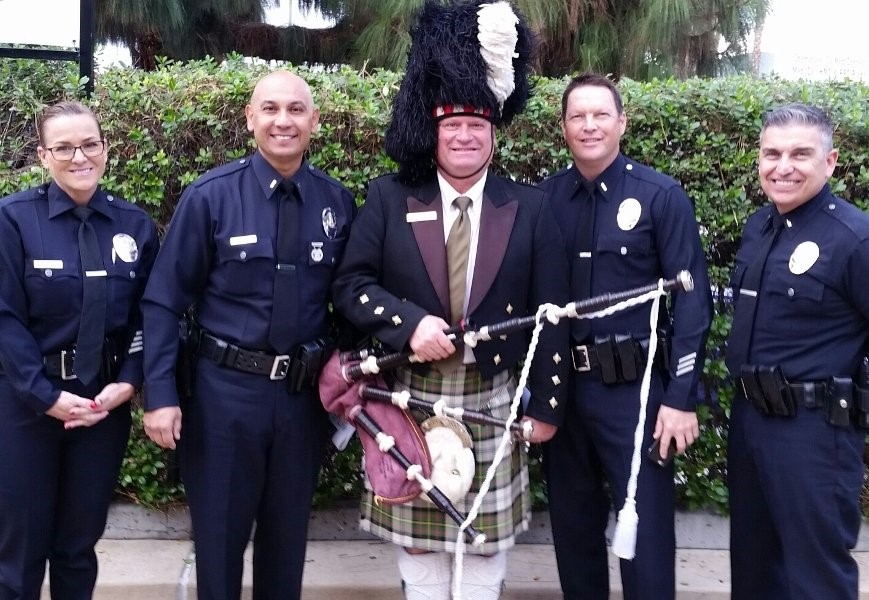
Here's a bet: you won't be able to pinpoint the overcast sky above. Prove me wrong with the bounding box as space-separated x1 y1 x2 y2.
760 0 868 55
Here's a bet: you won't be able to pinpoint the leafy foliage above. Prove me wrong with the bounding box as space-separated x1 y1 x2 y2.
1 58 867 513
96 0 767 79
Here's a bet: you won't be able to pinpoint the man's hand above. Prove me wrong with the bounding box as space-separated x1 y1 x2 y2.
144 407 183 450
518 417 558 443
408 315 456 362
46 390 109 429
653 405 699 459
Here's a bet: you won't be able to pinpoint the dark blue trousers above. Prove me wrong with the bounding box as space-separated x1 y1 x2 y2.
180 358 328 600
0 376 131 600
728 395 864 600
544 373 675 600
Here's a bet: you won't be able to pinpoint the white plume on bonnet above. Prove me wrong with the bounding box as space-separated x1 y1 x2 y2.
477 1 519 108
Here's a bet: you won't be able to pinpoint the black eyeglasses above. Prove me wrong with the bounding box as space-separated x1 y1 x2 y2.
45 140 106 161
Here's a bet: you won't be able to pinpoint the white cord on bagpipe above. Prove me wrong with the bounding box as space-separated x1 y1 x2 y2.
448 282 668 598
451 301 555 599
611 278 664 560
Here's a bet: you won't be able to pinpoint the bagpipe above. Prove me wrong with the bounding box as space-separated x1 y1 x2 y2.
339 270 693 381
318 271 694 551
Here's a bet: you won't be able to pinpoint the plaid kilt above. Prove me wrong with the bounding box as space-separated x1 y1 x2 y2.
359 363 531 554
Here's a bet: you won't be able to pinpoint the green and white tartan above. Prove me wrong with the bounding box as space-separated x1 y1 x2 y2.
359 363 531 554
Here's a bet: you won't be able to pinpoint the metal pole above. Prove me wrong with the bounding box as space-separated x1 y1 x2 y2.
80 0 95 96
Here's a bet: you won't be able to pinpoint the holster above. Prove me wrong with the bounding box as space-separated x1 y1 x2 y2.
175 315 197 402
656 327 672 376
739 364 796 417
856 357 869 429
99 333 125 383
289 337 334 393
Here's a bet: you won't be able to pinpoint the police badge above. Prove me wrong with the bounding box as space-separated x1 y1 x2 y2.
111 233 139 264
322 207 338 239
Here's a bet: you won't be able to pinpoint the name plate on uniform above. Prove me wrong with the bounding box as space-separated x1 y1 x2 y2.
33 259 63 269
230 234 258 246
406 211 437 223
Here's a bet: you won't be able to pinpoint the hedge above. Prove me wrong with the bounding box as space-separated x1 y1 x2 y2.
1 56 867 513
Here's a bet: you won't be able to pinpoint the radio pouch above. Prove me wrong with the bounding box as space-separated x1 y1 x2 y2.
615 334 639 382
594 336 620 385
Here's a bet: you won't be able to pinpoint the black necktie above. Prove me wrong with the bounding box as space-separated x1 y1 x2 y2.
726 216 783 373
268 181 300 353
73 206 107 385
571 180 597 343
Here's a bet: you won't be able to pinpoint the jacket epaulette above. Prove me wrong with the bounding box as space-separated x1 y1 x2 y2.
622 157 681 192
306 163 348 192
823 194 869 241
191 157 251 189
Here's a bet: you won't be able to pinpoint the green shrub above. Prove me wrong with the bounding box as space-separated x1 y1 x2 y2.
1 56 867 513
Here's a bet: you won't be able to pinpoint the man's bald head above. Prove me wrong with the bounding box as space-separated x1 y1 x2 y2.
245 70 320 178
250 70 316 111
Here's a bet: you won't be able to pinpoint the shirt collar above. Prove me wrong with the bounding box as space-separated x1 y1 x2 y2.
46 182 114 221
775 183 830 233
436 170 487 210
569 153 627 201
250 151 312 202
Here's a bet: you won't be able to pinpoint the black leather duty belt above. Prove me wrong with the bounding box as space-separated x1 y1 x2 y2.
570 344 601 372
787 381 828 409
42 334 126 381
196 331 293 380
569 334 670 385
569 338 659 373
737 377 829 409
43 350 80 381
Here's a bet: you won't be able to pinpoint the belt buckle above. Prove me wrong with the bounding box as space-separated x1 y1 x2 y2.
572 345 591 372
270 355 291 380
60 350 77 381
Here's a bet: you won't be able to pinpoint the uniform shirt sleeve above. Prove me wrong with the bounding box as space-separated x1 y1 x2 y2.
142 187 214 410
651 183 713 411
0 202 61 413
845 238 869 324
332 179 430 351
114 217 160 389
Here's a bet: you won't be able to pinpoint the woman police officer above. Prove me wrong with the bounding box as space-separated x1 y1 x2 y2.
0 101 158 598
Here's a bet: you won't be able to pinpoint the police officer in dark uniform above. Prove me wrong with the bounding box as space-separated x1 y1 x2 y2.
142 71 355 600
539 73 713 600
726 104 869 600
0 101 158 598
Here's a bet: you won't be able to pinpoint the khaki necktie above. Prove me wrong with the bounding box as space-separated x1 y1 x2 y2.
446 196 472 324
442 196 472 371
